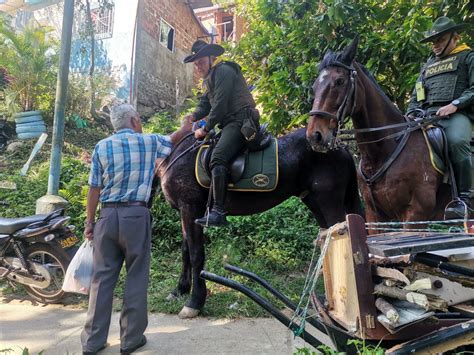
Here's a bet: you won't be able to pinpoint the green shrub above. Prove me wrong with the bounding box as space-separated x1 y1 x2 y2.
143 111 180 135
0 21 58 117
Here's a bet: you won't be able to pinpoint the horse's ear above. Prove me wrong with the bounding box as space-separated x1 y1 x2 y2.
341 35 359 65
323 49 334 62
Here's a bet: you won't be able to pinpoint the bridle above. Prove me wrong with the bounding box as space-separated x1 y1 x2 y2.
309 61 358 150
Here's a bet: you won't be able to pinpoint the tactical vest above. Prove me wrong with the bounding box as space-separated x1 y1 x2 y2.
205 61 256 120
421 49 472 106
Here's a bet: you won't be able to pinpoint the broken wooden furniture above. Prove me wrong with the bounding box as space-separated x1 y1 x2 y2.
200 214 474 353
323 214 474 353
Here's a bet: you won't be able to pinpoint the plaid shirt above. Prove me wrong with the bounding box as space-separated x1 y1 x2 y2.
88 128 172 202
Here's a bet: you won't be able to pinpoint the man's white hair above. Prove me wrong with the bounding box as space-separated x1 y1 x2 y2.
110 103 139 130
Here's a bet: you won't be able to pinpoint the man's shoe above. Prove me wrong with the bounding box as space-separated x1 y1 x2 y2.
195 209 228 227
83 342 110 355
120 335 147 354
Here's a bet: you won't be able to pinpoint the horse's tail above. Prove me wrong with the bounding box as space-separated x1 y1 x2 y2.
344 148 364 217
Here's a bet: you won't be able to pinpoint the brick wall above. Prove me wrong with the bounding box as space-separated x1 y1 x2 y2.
135 0 207 117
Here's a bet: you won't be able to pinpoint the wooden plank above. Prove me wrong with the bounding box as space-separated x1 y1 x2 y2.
386 320 474 354
451 302 474 317
375 266 410 285
411 272 474 306
324 221 360 332
367 236 474 257
368 233 473 244
346 214 380 338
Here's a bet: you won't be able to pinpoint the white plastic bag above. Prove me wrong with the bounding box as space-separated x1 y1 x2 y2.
62 240 94 294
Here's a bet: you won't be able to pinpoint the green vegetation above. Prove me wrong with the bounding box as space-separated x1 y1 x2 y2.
0 21 58 116
232 0 472 133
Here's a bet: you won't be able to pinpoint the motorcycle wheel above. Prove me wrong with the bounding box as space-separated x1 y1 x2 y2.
23 243 70 304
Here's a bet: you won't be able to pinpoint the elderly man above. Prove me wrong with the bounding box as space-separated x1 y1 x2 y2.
183 40 260 227
407 16 473 216
81 104 178 354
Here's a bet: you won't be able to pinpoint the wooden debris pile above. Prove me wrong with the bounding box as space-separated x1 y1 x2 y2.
322 218 474 341
370 252 474 333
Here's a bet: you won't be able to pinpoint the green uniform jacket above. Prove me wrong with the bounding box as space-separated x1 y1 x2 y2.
193 61 256 132
407 49 474 115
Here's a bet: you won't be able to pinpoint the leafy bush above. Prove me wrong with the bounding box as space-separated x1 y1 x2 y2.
0 157 89 235
66 72 117 126
0 21 58 117
143 111 180 135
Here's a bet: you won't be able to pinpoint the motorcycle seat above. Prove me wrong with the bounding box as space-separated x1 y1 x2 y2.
0 215 48 235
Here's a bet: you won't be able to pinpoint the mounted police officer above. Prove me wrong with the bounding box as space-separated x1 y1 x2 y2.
407 16 474 216
184 40 259 227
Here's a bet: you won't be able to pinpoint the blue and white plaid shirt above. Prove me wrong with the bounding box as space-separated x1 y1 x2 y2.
88 128 173 202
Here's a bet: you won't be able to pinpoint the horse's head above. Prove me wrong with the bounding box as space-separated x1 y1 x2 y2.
307 37 359 152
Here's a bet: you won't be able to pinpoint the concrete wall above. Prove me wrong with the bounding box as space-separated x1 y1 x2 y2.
34 0 139 102
69 0 139 102
134 0 207 117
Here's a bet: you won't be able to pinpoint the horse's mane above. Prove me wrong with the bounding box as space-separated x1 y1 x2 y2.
357 64 395 105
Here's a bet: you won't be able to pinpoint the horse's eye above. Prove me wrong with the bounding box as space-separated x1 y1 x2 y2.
335 78 345 86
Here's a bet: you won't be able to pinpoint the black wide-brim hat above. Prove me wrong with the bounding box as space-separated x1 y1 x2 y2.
420 16 467 43
183 40 225 63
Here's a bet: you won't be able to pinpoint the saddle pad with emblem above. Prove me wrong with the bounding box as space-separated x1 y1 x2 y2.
195 138 279 192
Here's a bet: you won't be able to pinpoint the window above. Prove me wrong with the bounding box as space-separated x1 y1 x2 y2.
159 19 175 52
91 4 114 40
221 15 234 42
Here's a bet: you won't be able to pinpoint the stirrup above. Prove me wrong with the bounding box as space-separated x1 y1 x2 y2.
195 209 228 227
444 198 470 220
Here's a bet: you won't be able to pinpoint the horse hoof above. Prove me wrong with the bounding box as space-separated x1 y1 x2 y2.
178 306 200 319
166 293 178 301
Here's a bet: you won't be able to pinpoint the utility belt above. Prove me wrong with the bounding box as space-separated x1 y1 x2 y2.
230 107 260 141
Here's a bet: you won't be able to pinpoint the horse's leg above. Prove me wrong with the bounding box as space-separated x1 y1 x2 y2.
403 192 437 229
178 205 207 319
302 194 328 229
166 220 191 300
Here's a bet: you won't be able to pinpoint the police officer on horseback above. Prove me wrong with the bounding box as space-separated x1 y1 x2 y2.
407 16 474 216
184 40 259 227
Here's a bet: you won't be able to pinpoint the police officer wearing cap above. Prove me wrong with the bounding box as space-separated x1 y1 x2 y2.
407 16 474 216
183 40 259 227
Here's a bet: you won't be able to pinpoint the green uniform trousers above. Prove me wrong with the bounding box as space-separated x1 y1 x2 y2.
210 120 246 170
437 112 472 164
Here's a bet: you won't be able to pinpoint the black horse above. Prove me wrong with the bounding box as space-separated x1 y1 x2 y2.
157 125 362 318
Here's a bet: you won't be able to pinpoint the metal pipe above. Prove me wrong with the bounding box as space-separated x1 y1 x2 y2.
47 0 75 195
224 264 297 310
200 270 324 348
413 253 474 277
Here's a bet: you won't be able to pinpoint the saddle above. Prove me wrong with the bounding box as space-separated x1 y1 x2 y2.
195 125 279 192
422 125 446 175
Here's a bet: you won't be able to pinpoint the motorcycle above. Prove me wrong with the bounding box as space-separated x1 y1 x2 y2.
0 206 79 303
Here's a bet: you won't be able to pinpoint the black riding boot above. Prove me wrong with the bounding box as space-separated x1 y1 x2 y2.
445 158 472 218
195 166 229 227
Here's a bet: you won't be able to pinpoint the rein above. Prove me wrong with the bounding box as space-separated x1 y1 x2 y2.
158 132 197 177
340 115 443 145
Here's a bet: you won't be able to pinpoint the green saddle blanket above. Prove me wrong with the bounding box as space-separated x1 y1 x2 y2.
195 138 279 192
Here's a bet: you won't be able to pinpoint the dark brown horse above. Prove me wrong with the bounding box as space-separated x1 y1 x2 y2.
157 124 362 318
306 37 449 228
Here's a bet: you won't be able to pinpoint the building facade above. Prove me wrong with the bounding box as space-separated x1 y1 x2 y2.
1 0 209 117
